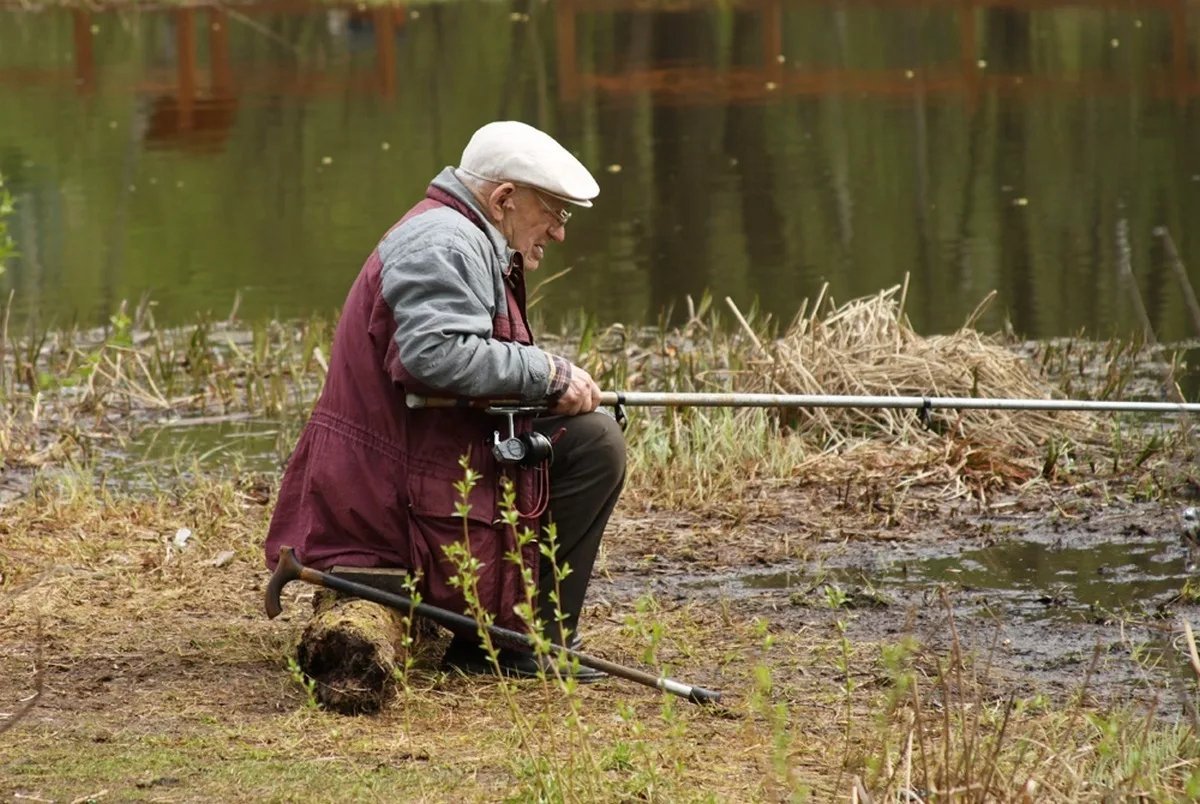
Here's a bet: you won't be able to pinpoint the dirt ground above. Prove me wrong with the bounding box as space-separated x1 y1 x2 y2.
3 470 1199 800
602 483 1200 711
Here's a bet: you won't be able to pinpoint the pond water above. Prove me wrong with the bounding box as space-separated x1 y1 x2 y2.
2 0 1200 340
671 528 1197 630
730 534 1195 623
121 417 287 475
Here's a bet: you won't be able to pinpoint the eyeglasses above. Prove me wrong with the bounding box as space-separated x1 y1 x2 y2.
529 188 572 227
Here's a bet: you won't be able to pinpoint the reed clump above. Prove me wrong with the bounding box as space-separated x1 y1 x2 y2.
729 284 1105 495
557 285 1187 507
1 286 1187 511
765 285 1093 451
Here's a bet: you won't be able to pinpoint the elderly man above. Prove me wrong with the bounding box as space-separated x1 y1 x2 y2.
265 121 625 686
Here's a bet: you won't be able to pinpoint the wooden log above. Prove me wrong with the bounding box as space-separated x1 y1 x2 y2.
295 579 444 714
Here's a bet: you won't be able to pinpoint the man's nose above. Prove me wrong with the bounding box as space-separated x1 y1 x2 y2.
549 224 566 243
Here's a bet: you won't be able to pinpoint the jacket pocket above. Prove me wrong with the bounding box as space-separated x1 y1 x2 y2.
406 470 495 524
405 470 505 618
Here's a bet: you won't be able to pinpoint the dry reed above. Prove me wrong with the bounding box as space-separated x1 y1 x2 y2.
722 284 1127 494
762 285 1092 450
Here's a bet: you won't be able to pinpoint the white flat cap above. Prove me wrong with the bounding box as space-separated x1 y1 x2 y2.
459 121 599 208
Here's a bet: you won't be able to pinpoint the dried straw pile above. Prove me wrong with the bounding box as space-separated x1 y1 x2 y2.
753 285 1098 482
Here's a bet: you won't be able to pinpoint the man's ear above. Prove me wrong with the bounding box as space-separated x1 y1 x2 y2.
486 182 517 219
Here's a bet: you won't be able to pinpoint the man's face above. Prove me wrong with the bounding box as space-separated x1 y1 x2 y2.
498 186 570 271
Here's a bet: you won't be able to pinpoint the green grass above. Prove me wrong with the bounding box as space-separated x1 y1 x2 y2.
4 466 1200 801
4 734 456 802
4 305 1200 800
3 298 1194 519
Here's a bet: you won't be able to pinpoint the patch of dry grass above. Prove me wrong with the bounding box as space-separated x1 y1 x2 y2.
1 286 1193 515
3 292 1200 800
0 477 839 801
752 284 1197 502
566 287 1194 509
4 474 1200 801
765 284 1095 450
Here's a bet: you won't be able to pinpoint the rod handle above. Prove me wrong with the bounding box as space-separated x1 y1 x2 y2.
405 393 529 410
406 393 561 414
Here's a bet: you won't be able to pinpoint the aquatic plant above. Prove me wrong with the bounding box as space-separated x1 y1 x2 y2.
0 283 1191 523
0 170 14 274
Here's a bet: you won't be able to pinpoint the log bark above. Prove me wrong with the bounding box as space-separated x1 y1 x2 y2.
295 590 443 714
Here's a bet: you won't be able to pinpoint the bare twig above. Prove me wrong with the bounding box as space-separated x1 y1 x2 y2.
979 693 1015 801
724 296 767 356
1115 218 1156 345
0 617 44 736
852 775 875 804
1155 226 1200 338
1 289 12 394
1181 618 1200 680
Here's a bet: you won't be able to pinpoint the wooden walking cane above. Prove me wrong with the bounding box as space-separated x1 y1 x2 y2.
265 547 722 705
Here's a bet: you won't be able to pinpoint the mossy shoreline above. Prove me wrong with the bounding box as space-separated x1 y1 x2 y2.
4 294 1200 800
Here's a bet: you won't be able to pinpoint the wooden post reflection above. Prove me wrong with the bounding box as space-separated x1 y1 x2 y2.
959 4 979 108
373 7 396 98
71 8 95 95
763 0 783 85
9 0 1199 109
556 0 580 102
1170 0 1188 104
553 0 1198 105
175 7 196 132
209 7 233 100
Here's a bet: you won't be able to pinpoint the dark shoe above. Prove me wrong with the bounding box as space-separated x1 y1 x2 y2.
493 649 607 684
442 640 606 684
442 632 583 663
440 635 488 671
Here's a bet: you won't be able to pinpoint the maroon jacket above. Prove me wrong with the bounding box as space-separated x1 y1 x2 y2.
264 177 549 632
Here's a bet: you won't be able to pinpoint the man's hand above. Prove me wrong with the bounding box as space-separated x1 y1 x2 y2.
552 363 602 415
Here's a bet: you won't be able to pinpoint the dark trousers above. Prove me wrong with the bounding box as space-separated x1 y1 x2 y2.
531 411 626 644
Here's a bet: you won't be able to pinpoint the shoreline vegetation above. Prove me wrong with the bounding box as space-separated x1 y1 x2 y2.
4 288 1200 800
3 284 1194 500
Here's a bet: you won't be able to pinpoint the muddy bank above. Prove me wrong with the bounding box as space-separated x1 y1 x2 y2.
594 494 1200 708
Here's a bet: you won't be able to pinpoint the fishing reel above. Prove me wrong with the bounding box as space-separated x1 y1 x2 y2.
490 408 553 467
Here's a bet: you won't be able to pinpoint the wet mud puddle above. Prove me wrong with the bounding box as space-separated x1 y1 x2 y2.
656 514 1200 701
727 533 1197 623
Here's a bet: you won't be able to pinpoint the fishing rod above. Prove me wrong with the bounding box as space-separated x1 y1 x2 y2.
408 390 1200 467
407 391 1200 416
265 547 722 705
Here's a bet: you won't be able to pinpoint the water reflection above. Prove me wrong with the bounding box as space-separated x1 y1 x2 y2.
1 0 1198 340
721 536 1193 622
110 418 286 486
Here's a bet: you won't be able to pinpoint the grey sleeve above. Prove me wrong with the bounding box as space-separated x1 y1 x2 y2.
381 242 555 400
